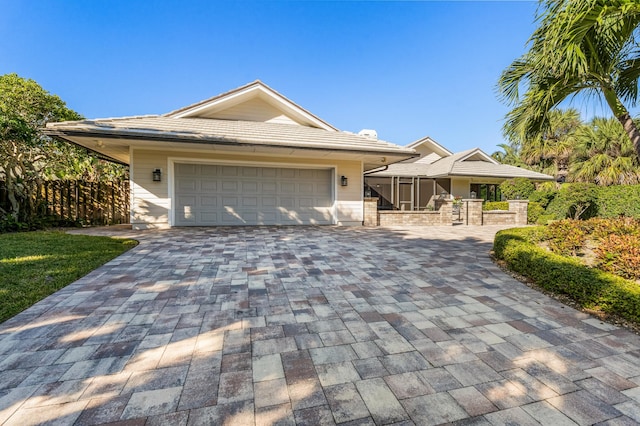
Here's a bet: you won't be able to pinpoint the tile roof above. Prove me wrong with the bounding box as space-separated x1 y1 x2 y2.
369 148 554 180
46 115 417 156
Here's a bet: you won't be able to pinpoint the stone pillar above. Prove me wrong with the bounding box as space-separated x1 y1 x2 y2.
463 199 484 226
438 199 453 225
508 200 529 225
363 197 379 226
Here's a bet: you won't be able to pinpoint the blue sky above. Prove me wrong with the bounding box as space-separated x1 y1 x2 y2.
2 1 552 153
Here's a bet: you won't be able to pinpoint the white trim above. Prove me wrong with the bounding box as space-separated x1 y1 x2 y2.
169 83 337 131
167 156 338 227
458 148 499 164
129 145 135 225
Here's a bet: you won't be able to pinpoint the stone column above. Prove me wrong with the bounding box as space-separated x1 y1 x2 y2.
438 199 453 225
463 199 484 226
508 200 529 225
363 197 379 226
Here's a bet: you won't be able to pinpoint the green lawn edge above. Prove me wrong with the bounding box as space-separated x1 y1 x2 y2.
0 231 137 324
493 226 640 325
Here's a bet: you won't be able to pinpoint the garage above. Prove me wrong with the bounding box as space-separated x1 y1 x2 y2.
174 163 334 226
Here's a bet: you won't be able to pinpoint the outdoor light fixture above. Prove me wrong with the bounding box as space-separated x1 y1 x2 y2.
340 175 348 186
152 169 162 182
470 191 477 199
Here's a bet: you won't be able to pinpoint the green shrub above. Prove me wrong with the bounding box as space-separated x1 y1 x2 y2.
494 227 640 324
499 178 535 200
529 188 557 209
527 202 545 224
545 183 599 220
483 201 509 211
595 185 640 219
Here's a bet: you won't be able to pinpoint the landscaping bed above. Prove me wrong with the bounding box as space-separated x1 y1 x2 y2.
0 231 137 323
493 218 640 330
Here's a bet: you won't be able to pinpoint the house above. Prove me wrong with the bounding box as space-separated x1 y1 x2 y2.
364 136 554 211
45 81 417 229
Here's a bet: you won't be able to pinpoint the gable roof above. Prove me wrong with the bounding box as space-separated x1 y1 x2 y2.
44 81 418 168
369 147 554 181
164 80 338 131
406 136 453 158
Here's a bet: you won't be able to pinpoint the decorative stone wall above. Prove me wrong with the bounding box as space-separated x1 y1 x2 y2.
508 200 529 226
483 211 517 225
363 198 528 227
363 197 379 226
377 200 452 226
462 199 484 226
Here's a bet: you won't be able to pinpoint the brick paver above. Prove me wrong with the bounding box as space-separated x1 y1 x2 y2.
1 225 640 425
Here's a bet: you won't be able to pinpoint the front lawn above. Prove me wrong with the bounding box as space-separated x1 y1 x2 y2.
0 231 137 323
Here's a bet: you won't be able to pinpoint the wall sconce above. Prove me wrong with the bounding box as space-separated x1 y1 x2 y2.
152 168 162 182
340 175 348 186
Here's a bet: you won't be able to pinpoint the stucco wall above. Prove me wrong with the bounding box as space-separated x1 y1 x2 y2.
130 149 363 228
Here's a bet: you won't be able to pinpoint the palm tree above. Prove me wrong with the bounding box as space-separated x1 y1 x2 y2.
498 1 640 160
520 109 581 177
491 142 524 166
571 117 640 185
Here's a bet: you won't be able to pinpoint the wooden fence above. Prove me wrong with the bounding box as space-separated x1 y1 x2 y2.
0 180 130 225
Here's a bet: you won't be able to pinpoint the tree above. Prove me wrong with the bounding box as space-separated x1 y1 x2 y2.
519 109 581 176
0 73 126 225
498 0 640 160
571 116 640 185
491 142 525 167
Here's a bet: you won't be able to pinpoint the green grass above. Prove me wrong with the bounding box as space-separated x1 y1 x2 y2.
0 231 137 323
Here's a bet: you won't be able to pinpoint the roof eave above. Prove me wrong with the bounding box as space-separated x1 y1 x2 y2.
44 128 417 159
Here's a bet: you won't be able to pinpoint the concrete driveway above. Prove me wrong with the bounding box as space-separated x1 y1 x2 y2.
1 225 640 425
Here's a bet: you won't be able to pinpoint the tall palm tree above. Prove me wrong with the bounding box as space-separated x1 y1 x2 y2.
571 116 640 185
498 0 640 160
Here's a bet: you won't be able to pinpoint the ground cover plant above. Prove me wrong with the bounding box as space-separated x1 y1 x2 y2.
0 231 136 323
494 217 640 326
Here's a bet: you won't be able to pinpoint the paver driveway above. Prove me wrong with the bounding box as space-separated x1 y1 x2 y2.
1 226 640 425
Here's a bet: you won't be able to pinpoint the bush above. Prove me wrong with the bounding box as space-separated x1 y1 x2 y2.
545 219 586 256
494 227 640 324
500 178 535 200
483 201 509 211
596 185 640 219
527 202 545 224
545 183 599 220
595 234 640 281
529 188 557 209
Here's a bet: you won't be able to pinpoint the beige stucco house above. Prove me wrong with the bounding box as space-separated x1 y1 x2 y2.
365 137 554 211
46 81 417 229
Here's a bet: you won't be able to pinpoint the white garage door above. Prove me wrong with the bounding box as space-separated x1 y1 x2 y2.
174 163 334 226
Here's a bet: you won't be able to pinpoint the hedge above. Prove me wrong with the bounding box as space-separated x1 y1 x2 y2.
483 201 509 211
529 183 640 222
493 227 640 324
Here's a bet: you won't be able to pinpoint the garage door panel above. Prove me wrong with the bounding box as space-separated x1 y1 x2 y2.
242 197 258 207
177 179 197 192
261 182 277 192
280 182 295 193
174 164 333 226
222 166 238 176
242 182 258 192
242 168 258 177
222 196 239 207
201 179 218 192
200 196 217 207
280 169 296 178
